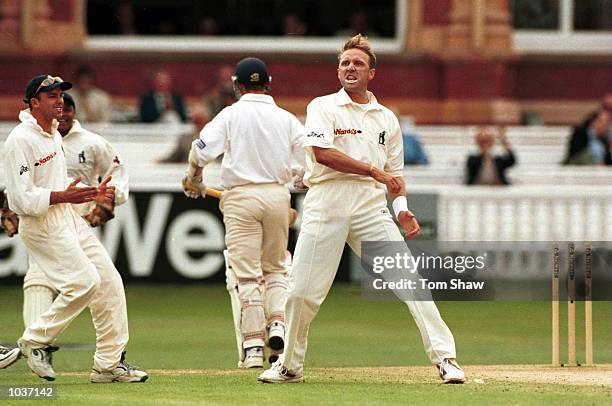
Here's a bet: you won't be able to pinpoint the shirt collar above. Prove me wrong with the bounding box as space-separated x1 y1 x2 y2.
238 93 276 105
18 109 59 138
62 119 83 139
335 88 381 110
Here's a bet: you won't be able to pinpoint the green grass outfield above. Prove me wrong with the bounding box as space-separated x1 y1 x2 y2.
1 285 611 405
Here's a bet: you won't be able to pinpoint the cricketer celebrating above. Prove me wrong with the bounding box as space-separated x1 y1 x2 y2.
0 75 146 383
21 92 130 328
258 35 465 384
183 58 305 368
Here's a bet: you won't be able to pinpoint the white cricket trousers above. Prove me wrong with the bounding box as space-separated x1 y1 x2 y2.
18 204 129 371
283 180 456 373
221 183 290 349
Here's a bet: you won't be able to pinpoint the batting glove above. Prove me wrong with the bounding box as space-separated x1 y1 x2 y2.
182 172 207 199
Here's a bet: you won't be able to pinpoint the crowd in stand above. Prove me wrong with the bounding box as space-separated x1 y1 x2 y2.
87 1 393 38
59 61 612 183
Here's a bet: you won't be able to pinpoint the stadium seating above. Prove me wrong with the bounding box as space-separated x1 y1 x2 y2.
1 122 610 241
2 123 611 188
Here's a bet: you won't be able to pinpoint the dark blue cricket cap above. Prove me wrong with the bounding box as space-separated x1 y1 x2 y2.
233 57 271 86
23 74 72 104
62 92 76 109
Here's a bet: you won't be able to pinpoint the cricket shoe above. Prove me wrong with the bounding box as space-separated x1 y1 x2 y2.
90 352 148 383
258 360 303 383
0 346 22 369
267 321 285 351
437 358 465 384
242 346 264 369
18 341 58 381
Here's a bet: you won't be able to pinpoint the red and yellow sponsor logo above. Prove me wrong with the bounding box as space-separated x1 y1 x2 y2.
34 151 57 167
334 128 361 135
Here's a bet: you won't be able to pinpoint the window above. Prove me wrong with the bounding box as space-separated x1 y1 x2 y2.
512 0 560 30
85 0 408 54
512 0 612 53
573 0 612 31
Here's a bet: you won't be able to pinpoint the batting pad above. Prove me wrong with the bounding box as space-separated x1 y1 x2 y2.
23 285 56 328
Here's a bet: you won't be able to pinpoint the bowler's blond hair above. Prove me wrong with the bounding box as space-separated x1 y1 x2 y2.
338 34 377 69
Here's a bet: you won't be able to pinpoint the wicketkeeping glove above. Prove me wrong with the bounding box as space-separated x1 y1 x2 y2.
182 172 207 199
83 202 115 227
1 208 19 237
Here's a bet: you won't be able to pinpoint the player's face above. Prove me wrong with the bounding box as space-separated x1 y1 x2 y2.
58 104 75 134
32 89 64 121
337 49 375 94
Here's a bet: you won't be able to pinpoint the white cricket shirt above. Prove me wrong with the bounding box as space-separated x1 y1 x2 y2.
302 88 404 186
62 120 129 205
4 110 68 217
192 93 305 189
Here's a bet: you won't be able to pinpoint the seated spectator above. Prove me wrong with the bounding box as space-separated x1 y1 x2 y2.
139 69 188 123
466 127 516 185
598 92 611 139
157 103 211 163
403 132 428 165
336 11 379 37
70 66 112 123
563 109 611 165
199 16 219 36
117 1 137 35
602 92 612 111
396 114 428 165
203 65 237 118
283 13 307 36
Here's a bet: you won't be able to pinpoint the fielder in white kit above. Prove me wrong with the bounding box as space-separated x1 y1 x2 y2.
22 92 130 328
183 58 305 368
258 35 465 384
1 75 146 383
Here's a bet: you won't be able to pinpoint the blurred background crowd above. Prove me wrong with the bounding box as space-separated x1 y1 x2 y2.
0 0 610 242
0 1 610 173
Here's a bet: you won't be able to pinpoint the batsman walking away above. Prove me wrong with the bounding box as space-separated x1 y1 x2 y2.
202 187 297 366
183 57 306 369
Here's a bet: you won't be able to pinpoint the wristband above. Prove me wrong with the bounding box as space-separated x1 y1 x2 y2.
392 196 409 219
